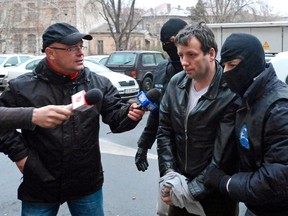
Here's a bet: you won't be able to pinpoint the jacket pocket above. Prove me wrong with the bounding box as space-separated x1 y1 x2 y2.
23 149 55 182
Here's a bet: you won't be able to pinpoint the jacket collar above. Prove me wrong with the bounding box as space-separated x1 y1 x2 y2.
242 63 276 107
178 61 224 100
33 58 89 86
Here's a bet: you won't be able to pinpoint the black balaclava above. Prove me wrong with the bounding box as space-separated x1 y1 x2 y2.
160 18 187 63
220 33 266 97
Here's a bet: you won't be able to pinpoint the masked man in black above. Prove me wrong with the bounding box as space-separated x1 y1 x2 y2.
204 33 288 216
135 18 187 171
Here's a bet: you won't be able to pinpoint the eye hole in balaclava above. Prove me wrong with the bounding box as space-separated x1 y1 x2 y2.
220 33 266 97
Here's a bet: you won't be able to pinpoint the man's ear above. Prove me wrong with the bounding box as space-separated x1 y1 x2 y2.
208 48 216 61
45 48 55 60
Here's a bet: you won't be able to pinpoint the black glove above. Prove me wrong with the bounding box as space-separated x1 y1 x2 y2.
203 164 230 195
187 169 214 200
135 147 149 172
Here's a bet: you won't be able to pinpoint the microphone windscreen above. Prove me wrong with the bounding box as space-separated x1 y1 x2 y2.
146 88 161 104
85 88 103 105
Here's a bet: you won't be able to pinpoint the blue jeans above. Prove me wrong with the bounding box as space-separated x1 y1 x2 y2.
21 188 104 216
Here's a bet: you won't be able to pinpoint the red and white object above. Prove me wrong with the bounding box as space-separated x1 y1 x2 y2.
65 90 93 111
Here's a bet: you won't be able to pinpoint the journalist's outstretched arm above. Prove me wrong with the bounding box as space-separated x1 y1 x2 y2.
0 105 73 130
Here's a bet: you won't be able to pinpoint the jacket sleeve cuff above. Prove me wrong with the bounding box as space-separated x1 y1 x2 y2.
9 148 29 162
219 175 231 195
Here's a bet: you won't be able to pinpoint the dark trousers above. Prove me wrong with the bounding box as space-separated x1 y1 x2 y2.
168 192 238 216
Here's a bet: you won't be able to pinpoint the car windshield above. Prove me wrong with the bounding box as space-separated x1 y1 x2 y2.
0 57 6 65
106 53 136 66
84 60 112 73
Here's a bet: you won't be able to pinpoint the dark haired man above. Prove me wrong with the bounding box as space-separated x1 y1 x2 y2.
157 22 238 215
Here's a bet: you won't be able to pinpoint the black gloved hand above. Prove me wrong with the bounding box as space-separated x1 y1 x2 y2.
203 164 230 195
135 147 149 172
187 169 214 200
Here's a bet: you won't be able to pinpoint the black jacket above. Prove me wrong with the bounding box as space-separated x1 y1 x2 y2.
0 58 139 203
227 64 288 216
137 59 183 149
157 61 237 179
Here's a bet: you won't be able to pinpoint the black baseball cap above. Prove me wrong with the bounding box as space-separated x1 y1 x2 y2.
42 22 93 52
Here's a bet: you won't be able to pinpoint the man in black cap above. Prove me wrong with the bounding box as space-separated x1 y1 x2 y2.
204 33 288 216
0 22 145 216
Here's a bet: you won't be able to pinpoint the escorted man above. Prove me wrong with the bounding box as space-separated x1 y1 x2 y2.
157 22 238 215
0 22 145 216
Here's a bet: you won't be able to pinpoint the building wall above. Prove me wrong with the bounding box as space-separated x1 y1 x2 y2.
0 1 189 55
89 32 159 55
208 21 288 56
0 0 103 55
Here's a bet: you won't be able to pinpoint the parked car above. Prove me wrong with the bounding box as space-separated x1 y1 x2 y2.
265 52 277 62
3 56 139 101
84 55 109 65
270 51 288 84
84 60 139 101
0 54 34 90
105 50 165 92
2 55 44 86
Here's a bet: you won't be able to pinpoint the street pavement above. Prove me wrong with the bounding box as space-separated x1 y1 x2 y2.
0 139 247 216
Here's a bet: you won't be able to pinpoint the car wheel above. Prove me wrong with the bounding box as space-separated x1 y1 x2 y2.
142 77 153 92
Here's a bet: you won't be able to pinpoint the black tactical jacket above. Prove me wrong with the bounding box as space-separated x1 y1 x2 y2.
227 64 288 216
137 59 183 149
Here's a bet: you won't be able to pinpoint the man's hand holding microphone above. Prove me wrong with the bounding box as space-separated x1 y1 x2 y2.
31 88 103 129
127 102 146 122
133 88 162 172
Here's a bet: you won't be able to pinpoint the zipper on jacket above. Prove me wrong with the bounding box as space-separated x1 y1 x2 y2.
184 89 189 173
184 127 188 172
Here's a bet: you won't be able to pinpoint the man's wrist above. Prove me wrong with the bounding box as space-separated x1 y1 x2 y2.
219 175 231 195
137 147 148 154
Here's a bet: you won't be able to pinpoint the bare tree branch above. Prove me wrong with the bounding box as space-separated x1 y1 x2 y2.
93 0 142 50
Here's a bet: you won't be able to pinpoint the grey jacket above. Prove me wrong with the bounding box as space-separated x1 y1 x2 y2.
0 107 34 129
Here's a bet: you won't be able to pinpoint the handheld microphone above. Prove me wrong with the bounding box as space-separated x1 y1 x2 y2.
117 88 161 128
136 88 161 112
65 88 103 111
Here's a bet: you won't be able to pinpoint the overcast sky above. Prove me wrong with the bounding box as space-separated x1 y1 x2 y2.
136 0 288 16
